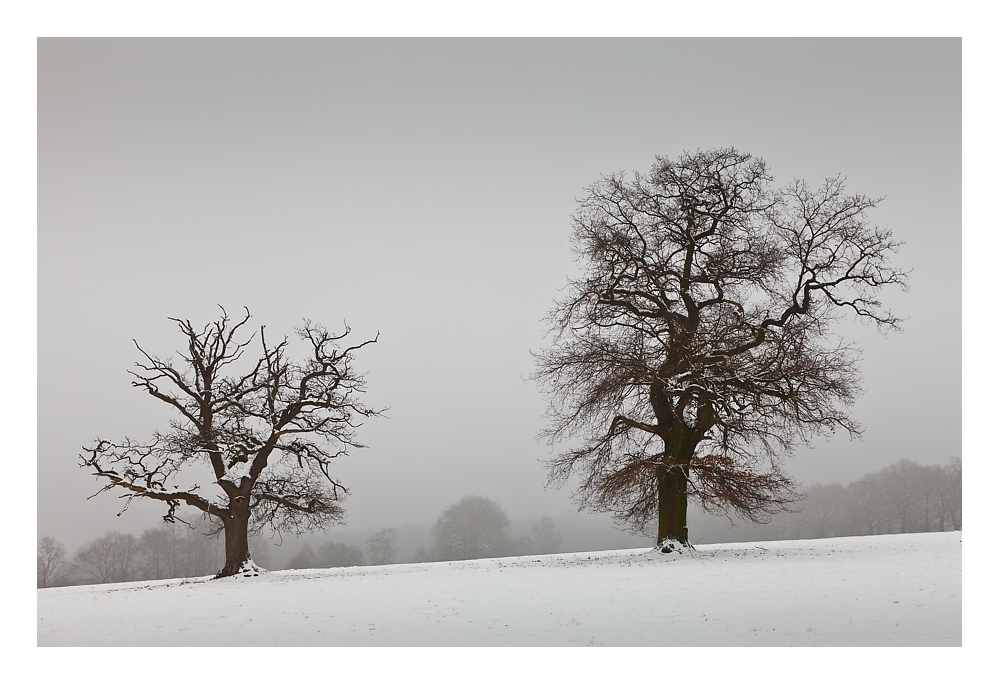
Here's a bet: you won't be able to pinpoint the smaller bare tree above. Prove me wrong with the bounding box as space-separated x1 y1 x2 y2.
431 496 513 561
366 527 399 565
881 459 921 534
180 520 226 576
287 543 319 570
529 517 563 554
849 472 892 536
37 536 72 588
138 527 186 580
317 541 365 567
80 308 382 577
944 456 962 531
802 484 853 538
909 465 939 533
74 531 140 584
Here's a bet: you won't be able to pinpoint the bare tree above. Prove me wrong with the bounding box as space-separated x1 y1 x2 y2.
944 456 962 531
765 504 805 541
287 543 319 570
431 496 513 561
138 526 186 580
909 464 939 533
535 149 906 551
248 533 272 569
317 541 365 567
881 459 921 534
80 308 382 577
366 527 399 566
801 483 851 538
135 521 262 580
849 471 892 536
74 531 139 584
529 516 563 554
37 536 72 588
180 520 225 576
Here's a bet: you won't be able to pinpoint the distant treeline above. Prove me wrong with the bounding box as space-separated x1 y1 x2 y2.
36 497 566 587
688 457 962 544
773 457 962 539
36 524 272 589
286 497 565 570
39 458 960 588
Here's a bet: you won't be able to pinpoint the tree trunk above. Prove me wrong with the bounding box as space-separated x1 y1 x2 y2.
655 464 689 550
653 420 701 552
216 504 252 578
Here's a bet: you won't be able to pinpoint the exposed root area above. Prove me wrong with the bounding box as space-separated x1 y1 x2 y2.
214 558 267 579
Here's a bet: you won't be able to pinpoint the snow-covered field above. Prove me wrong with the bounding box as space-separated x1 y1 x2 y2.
37 531 960 647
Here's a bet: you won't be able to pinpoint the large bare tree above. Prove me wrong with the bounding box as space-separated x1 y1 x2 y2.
81 308 382 577
535 148 906 551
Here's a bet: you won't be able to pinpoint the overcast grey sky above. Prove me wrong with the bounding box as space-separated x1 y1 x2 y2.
37 39 960 550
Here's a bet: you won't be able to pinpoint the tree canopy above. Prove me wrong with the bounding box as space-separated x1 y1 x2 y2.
80 308 381 576
431 496 513 561
535 148 907 548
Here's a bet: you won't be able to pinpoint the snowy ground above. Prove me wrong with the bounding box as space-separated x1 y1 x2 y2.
37 531 960 647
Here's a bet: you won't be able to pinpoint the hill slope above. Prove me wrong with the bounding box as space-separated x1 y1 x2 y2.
37 531 961 646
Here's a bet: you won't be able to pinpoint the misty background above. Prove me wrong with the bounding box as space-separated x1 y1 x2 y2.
37 39 960 559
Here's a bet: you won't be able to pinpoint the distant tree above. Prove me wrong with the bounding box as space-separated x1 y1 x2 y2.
529 516 563 554
137 523 267 580
366 527 399 566
181 520 225 576
801 483 851 538
431 496 513 561
138 526 186 580
287 543 319 570
910 457 960 533
909 464 939 533
944 456 962 531
848 471 891 536
534 149 906 551
249 533 272 569
766 504 805 540
317 541 365 567
134 520 268 580
882 459 921 534
74 531 139 584
79 308 382 577
37 536 72 588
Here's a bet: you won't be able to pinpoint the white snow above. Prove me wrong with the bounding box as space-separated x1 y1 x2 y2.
37 531 960 647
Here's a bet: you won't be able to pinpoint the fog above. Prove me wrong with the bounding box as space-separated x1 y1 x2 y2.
37 39 960 553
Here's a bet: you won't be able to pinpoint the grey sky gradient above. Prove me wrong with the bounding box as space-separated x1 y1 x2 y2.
38 39 960 551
